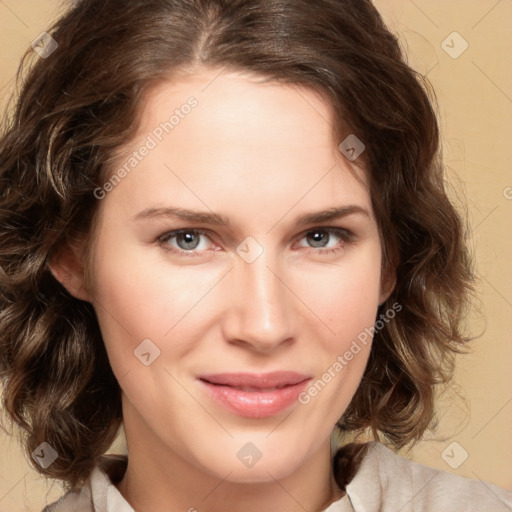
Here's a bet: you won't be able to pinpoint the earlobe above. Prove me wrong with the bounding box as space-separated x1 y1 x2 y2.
48 244 91 302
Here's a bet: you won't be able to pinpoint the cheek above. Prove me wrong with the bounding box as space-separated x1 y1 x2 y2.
88 235 221 376
294 246 382 346
294 252 382 435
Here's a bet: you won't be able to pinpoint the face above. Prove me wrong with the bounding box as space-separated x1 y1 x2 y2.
77 68 389 482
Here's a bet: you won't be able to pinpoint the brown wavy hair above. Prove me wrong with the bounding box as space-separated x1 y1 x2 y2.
0 0 474 491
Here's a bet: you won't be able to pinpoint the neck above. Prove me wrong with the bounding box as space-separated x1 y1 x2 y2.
116 411 344 512
118 463 343 512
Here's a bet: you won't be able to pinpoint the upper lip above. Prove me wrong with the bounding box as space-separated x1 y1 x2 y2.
198 372 310 389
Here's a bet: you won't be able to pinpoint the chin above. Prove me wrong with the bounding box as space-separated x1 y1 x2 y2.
216 462 298 484
194 444 309 484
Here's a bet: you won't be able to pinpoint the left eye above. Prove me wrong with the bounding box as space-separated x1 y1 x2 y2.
295 227 352 254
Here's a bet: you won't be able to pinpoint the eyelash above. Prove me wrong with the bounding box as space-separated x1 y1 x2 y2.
157 227 354 257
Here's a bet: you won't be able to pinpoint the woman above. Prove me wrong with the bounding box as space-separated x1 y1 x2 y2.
0 1 509 511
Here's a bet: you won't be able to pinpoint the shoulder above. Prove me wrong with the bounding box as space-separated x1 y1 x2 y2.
345 441 511 512
41 479 95 512
41 455 130 512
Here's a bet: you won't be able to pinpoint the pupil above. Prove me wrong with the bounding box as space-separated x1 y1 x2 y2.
179 232 200 249
309 230 327 247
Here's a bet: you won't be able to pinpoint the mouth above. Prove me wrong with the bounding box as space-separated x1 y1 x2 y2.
198 372 311 419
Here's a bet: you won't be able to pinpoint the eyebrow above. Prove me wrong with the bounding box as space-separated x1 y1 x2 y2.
131 205 370 228
295 205 370 226
132 207 232 226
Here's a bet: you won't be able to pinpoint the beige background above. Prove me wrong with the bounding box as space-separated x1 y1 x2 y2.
0 0 511 510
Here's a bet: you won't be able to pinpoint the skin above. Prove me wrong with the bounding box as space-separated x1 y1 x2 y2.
51 67 394 512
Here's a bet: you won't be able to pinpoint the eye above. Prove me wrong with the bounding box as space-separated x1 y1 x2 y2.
296 227 353 255
158 229 216 256
157 226 354 257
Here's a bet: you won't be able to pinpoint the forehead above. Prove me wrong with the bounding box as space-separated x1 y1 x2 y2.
139 68 340 148
98 68 371 227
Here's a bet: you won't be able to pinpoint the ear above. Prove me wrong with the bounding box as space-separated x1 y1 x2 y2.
378 265 397 306
48 242 91 302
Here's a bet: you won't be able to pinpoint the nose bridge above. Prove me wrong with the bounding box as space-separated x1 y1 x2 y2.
224 244 294 350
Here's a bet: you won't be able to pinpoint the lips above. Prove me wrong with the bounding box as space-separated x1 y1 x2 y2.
199 371 309 388
198 372 311 418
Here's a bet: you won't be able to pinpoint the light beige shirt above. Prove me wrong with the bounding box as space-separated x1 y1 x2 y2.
43 442 511 511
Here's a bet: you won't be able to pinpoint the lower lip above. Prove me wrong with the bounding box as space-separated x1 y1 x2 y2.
200 379 310 418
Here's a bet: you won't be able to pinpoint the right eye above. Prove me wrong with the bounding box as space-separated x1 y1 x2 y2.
158 229 218 256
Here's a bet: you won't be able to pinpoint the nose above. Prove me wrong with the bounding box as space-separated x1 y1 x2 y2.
221 250 296 354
